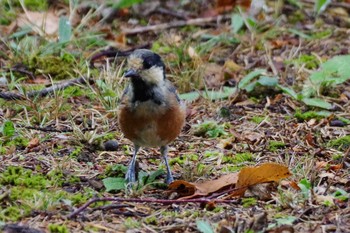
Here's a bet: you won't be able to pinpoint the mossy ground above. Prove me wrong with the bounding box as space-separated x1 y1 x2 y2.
0 0 350 232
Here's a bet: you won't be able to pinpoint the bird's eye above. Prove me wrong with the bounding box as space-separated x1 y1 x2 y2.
143 60 153 69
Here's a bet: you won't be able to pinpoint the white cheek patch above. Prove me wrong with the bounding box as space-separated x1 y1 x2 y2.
141 66 164 84
128 57 143 70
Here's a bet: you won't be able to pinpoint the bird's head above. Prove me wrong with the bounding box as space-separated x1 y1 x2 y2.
124 49 166 85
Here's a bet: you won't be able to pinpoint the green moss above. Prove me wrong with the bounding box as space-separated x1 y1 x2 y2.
0 166 96 221
268 141 286 152
144 216 158 225
328 135 350 150
0 166 49 189
288 10 305 24
0 206 22 221
242 197 257 208
3 136 29 148
286 54 320 70
294 110 330 121
194 121 228 138
204 151 222 158
251 116 266 124
124 217 141 229
223 153 254 164
332 154 343 161
26 55 76 80
0 5 16 25
13 0 48 11
69 146 82 158
48 224 69 233
170 156 186 165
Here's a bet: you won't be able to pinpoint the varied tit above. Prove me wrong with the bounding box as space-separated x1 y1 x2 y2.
118 49 186 185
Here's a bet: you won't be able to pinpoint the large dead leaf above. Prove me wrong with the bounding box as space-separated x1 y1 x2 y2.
233 163 292 196
168 173 238 199
168 163 291 199
16 11 60 35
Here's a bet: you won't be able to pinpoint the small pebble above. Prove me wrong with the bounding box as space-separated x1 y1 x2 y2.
104 140 119 151
330 119 346 127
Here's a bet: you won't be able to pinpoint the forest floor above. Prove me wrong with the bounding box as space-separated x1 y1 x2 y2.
0 0 350 232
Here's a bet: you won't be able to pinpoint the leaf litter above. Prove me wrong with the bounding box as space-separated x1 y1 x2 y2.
0 0 350 232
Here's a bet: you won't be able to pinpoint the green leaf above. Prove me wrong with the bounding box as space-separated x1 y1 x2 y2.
196 220 215 233
112 0 144 9
147 169 165 183
180 87 237 101
315 55 350 85
9 26 33 39
1 121 15 137
238 69 266 89
302 55 350 98
58 16 72 43
275 216 297 226
231 13 244 33
180 91 200 101
298 178 311 198
204 87 237 100
257 76 278 86
315 0 331 14
102 177 126 192
288 29 311 39
302 98 332 109
277 85 298 99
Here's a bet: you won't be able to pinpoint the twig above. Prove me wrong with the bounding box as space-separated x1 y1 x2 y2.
8 67 36 80
122 15 231 35
68 196 239 219
89 44 151 67
19 125 96 133
155 7 189 20
0 77 93 100
303 0 350 10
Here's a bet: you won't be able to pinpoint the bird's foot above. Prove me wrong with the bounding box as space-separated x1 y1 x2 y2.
125 166 137 184
166 172 174 184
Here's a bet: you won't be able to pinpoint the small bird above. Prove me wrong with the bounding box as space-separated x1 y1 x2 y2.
118 49 186 184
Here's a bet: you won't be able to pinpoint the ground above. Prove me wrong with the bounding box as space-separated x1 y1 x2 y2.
0 0 350 232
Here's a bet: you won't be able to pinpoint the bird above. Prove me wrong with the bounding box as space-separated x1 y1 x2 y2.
117 49 186 185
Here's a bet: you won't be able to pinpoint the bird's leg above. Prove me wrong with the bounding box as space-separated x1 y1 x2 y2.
125 144 140 183
160 145 174 184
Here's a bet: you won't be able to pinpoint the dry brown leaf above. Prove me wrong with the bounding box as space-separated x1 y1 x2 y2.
316 161 328 169
289 181 301 191
16 11 60 35
305 132 315 147
169 163 290 199
237 163 291 189
168 173 238 199
27 137 40 149
202 63 224 89
330 164 342 171
243 131 264 142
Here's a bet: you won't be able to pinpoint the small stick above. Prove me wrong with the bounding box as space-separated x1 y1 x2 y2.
122 15 231 35
0 77 93 101
68 196 238 219
19 125 96 133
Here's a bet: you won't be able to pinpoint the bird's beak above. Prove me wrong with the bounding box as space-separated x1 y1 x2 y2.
124 69 140 78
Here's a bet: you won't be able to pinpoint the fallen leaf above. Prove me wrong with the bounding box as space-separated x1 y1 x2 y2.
316 161 328 169
330 164 342 171
169 163 291 199
202 63 224 89
235 163 291 196
243 131 264 142
27 137 40 149
168 173 238 199
289 181 301 191
16 10 60 35
305 132 316 147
